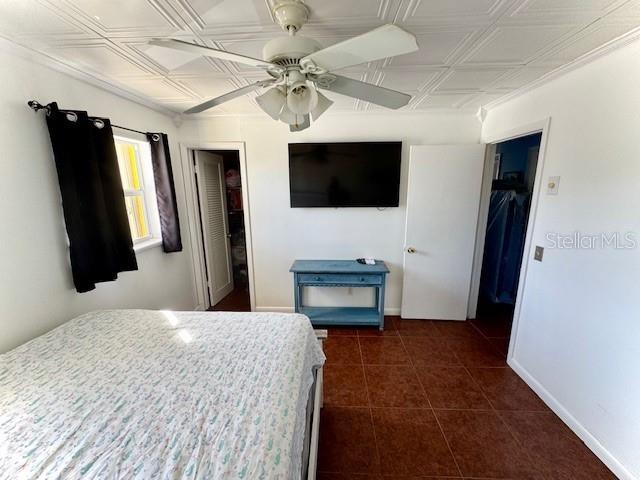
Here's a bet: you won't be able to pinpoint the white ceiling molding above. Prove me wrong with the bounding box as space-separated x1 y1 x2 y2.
0 35 175 117
0 0 638 115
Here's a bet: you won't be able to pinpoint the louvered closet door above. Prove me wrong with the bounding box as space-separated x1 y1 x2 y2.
194 151 234 306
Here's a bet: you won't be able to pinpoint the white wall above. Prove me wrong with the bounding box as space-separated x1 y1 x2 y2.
482 40 640 480
181 112 481 313
0 43 196 353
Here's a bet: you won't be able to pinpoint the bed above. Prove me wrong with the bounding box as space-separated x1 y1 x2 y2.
0 310 326 479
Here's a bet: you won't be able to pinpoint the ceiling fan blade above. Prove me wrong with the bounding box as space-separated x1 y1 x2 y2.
301 24 418 72
184 80 275 114
149 38 281 72
318 75 411 109
311 91 333 121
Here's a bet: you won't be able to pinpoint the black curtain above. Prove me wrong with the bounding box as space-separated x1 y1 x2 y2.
147 132 182 252
46 103 137 293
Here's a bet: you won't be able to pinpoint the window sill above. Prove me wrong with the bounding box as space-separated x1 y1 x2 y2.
134 238 162 253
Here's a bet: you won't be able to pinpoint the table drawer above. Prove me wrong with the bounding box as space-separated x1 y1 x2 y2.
297 273 382 286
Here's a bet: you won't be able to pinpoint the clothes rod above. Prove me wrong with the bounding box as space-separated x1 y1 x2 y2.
27 100 155 138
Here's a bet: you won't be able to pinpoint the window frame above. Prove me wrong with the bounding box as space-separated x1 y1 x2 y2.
114 134 162 251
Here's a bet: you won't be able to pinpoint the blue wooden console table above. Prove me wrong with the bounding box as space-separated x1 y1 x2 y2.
290 260 389 330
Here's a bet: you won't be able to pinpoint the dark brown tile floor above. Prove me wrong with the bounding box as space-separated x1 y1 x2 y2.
208 285 250 312
318 316 616 480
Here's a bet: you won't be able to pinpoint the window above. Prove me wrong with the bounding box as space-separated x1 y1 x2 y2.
114 136 161 249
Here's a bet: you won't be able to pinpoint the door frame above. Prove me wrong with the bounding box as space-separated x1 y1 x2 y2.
467 118 551 361
467 144 497 319
179 142 256 312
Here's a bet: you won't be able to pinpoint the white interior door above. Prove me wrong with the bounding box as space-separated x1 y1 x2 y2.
401 145 485 320
194 151 234 306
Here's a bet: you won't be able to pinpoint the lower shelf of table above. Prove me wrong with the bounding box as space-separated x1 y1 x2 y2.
298 306 382 327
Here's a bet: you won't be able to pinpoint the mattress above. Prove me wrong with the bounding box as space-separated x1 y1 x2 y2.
0 310 325 479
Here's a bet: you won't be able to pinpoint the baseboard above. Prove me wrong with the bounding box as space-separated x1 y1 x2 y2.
255 306 295 313
255 306 401 315
508 357 636 480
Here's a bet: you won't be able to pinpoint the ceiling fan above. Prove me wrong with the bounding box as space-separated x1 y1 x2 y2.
149 0 418 132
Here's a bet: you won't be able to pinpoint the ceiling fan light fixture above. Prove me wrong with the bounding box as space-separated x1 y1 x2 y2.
287 80 318 115
256 87 286 120
153 0 419 124
289 114 310 132
311 90 333 121
279 103 305 126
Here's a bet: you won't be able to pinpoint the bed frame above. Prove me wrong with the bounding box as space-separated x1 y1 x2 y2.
306 329 327 479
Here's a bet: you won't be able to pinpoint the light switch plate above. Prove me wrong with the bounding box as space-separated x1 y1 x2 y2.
547 176 560 195
534 246 544 262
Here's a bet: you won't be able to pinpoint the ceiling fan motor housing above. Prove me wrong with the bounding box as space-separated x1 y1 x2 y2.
263 35 321 67
272 0 310 32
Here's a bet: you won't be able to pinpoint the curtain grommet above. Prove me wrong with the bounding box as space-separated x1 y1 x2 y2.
93 119 105 129
151 134 161 142
65 112 78 122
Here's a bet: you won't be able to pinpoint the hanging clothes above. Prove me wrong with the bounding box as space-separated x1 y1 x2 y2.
498 192 530 302
479 189 530 304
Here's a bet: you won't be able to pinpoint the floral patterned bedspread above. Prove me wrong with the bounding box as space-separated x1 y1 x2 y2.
0 310 325 479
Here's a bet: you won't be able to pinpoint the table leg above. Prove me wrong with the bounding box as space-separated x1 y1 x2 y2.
294 273 301 313
377 284 385 331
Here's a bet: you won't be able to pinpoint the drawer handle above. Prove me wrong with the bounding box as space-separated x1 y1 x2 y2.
315 276 321 281
360 277 365 282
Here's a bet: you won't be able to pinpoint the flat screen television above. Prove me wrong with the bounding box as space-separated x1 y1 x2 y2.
289 142 402 207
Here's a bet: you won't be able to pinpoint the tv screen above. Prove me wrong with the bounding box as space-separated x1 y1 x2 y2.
289 142 402 207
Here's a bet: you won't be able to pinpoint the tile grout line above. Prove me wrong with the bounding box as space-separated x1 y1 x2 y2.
398 321 466 479
356 332 384 475
443 321 541 478
495 409 544 478
321 404 548 412
462 323 543 477
468 318 488 340
463 364 497 411
461 318 532 453
469 313 513 358
401 318 537 478
327 320 604 479
329 320 532 477
467 315 547 473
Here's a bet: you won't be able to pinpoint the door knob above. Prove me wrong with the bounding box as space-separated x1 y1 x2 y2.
406 247 416 254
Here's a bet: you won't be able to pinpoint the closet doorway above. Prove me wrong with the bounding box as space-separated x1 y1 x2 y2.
468 131 543 355
181 143 254 313
195 150 251 311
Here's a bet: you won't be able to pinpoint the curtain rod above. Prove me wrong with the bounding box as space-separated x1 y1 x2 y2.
27 100 157 138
